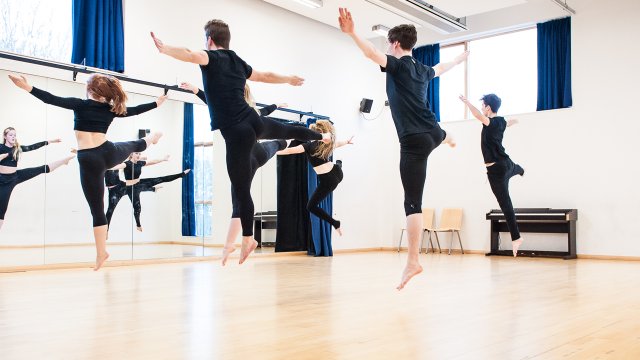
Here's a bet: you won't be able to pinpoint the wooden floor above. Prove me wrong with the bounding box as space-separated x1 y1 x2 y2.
0 252 639 360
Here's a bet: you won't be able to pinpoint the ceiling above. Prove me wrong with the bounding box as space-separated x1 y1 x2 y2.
261 0 530 38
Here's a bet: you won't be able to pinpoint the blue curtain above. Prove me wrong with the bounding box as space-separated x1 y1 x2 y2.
182 103 196 236
306 118 333 257
71 0 125 72
537 17 572 110
412 44 441 121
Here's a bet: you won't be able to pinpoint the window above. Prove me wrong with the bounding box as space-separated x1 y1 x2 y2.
0 0 72 63
194 105 213 237
439 28 537 122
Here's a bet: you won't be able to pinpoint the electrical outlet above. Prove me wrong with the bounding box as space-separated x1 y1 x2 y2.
384 100 389 106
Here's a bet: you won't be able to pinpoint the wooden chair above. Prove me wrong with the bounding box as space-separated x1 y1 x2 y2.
398 208 437 254
432 208 464 255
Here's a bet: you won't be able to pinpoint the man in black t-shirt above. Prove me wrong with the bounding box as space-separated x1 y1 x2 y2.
150 21 325 266
459 94 525 257
338 8 468 290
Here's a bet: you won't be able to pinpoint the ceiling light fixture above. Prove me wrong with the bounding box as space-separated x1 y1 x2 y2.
372 24 391 37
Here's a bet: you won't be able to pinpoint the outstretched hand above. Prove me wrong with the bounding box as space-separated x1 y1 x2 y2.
49 138 62 144
150 32 165 53
277 103 288 108
338 8 355 34
8 74 32 92
156 94 168 106
454 51 470 64
288 76 304 86
179 82 199 94
345 135 355 145
458 94 469 104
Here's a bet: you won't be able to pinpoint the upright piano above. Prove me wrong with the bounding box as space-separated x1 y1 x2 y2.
485 208 578 259
254 211 277 248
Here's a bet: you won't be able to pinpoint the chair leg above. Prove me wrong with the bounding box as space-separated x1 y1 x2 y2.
427 231 434 254
398 229 404 253
448 231 454 255
457 230 464 254
419 230 426 254
434 232 442 253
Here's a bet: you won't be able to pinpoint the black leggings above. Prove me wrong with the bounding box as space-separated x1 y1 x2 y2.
221 114 322 236
77 140 147 227
124 172 186 228
307 164 343 229
231 140 287 218
0 165 50 220
487 158 524 241
399 129 445 216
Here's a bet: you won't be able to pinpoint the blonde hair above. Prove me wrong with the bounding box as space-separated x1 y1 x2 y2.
3 127 21 161
86 73 128 115
244 83 259 113
309 120 335 160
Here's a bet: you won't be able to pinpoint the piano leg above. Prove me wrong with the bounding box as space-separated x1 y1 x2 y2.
486 221 500 256
564 220 577 260
254 219 262 248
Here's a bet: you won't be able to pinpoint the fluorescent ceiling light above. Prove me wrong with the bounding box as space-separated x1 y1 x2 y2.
291 0 323 8
372 24 391 37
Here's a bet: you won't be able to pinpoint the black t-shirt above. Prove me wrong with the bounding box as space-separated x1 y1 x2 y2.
0 141 48 167
302 141 329 167
481 116 509 163
199 50 255 131
104 169 123 187
123 160 146 180
381 55 439 139
195 89 276 116
29 87 157 134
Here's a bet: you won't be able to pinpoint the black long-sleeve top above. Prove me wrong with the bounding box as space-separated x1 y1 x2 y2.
29 87 157 134
195 89 277 116
0 141 48 167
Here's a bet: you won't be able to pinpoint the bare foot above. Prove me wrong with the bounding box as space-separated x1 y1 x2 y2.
137 226 143 232
153 185 163 192
94 252 110 271
512 238 523 257
148 132 163 145
63 155 75 164
221 246 236 266
443 133 456 148
183 169 191 175
396 263 423 290
239 238 258 265
336 227 343 236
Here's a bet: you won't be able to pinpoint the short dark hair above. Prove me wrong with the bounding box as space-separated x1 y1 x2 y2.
388 24 417 50
204 19 230 49
481 94 502 113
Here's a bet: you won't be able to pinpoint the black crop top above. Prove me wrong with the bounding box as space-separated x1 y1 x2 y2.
195 89 277 116
302 141 330 167
123 160 146 180
104 169 123 187
0 141 48 167
481 116 510 163
29 87 157 134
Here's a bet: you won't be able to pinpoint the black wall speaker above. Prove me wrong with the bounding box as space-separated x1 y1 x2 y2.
359 98 373 113
138 129 150 139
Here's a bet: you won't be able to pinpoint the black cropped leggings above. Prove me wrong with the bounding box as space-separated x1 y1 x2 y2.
307 164 343 229
231 140 287 218
221 114 322 236
77 140 147 227
487 158 524 241
0 165 50 220
399 129 445 216
126 172 186 228
105 176 170 228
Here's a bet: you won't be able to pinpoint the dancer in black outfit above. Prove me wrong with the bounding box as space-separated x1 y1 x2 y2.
339 8 465 289
0 127 74 231
459 94 524 257
180 81 288 265
9 73 166 270
122 152 190 232
277 120 354 235
151 23 329 264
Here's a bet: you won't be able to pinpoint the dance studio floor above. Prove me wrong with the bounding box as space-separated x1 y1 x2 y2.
0 252 638 359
